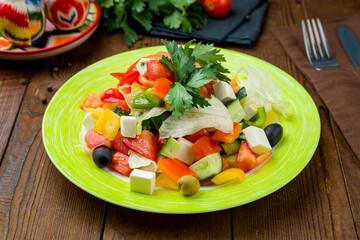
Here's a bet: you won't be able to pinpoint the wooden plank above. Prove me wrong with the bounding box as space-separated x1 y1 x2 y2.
0 61 33 163
0 32 112 239
103 206 231 240
230 0 358 239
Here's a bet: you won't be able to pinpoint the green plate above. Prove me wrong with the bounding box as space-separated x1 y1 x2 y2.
42 46 320 214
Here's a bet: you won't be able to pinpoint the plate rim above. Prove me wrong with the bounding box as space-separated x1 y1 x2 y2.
0 0 100 56
42 46 321 214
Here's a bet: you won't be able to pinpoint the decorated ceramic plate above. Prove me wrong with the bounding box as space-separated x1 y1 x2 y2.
0 1 100 61
42 46 321 214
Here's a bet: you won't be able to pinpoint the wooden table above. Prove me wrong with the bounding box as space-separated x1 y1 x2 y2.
1 0 359 239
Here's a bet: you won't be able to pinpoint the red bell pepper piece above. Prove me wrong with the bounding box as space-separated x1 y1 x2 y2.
211 122 242 143
101 88 125 103
185 129 211 143
111 69 141 86
237 141 256 173
152 77 172 99
157 158 196 183
192 136 222 161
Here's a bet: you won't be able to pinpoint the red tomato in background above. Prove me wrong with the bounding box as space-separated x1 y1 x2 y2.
203 0 232 18
109 152 133 176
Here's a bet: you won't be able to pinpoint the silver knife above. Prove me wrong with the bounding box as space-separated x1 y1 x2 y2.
337 25 360 68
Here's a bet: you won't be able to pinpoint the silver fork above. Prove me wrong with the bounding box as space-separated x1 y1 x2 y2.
301 18 339 70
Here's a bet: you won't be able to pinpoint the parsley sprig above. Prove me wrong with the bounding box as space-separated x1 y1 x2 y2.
160 39 230 119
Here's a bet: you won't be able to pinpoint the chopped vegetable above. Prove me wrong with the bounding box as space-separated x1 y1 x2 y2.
160 39 230 119
236 141 257 173
256 151 272 165
109 152 133 176
211 122 242 143
159 96 233 139
152 77 172 99
189 152 223 180
157 158 197 183
84 129 111 149
80 91 105 110
110 131 131 155
192 136 222 161
122 130 158 160
93 108 121 141
156 173 179 190
211 168 245 185
184 129 211 143
128 150 158 172
130 82 153 109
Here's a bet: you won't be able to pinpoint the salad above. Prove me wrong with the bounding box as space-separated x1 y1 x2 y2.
79 40 288 196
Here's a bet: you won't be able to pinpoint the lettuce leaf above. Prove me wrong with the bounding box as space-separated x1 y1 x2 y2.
159 96 233 138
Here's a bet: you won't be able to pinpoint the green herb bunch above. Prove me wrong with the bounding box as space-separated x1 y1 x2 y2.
160 39 230 119
97 0 207 46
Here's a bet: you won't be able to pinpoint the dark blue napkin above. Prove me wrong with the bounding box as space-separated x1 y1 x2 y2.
133 0 268 48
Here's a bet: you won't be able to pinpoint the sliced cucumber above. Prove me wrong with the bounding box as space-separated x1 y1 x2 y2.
246 106 266 128
189 152 222 180
226 99 246 123
159 137 181 159
236 87 247 100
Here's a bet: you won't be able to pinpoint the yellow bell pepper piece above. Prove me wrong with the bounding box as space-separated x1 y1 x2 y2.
84 107 104 124
93 108 120 141
261 110 277 129
102 102 117 110
211 168 245 185
155 173 179 190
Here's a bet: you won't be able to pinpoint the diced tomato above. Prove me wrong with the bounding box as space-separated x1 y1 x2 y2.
80 90 105 110
199 85 211 98
157 158 196 183
157 137 168 151
152 77 172 99
101 88 125 103
256 151 272 165
138 75 155 88
237 141 256 173
84 129 109 149
146 60 174 81
185 129 211 143
122 130 158 160
211 122 242 143
111 131 131 155
192 136 222 161
116 100 131 113
112 69 140 86
109 152 132 176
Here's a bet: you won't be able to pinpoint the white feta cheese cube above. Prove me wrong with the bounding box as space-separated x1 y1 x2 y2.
121 116 137 138
213 81 236 104
130 169 156 195
135 58 152 75
243 103 258 121
175 137 194 165
242 126 272 155
82 112 95 131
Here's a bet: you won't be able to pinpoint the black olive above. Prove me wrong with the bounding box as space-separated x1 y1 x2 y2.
92 146 113 168
264 123 283 147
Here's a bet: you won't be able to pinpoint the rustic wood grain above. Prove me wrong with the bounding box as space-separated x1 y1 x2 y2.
0 33 111 239
0 62 33 164
0 0 359 239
